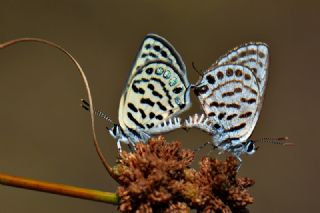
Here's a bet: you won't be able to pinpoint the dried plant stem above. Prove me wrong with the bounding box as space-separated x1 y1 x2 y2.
0 172 119 204
0 38 115 179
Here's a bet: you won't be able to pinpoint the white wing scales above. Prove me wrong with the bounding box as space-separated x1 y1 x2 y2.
128 34 187 85
192 43 269 149
196 65 260 146
120 62 190 135
214 42 269 95
117 34 191 144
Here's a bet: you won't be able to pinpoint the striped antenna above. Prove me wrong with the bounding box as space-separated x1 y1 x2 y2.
192 62 204 77
256 136 294 146
81 99 114 124
193 141 211 152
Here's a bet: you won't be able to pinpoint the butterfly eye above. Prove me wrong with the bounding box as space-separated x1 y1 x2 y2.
194 85 209 96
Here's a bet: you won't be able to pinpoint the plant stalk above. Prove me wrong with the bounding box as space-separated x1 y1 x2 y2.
0 172 119 204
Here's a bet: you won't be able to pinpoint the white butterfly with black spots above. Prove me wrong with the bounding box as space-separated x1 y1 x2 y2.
109 34 191 151
185 42 269 162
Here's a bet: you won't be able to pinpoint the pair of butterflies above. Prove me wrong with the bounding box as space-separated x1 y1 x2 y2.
83 34 270 162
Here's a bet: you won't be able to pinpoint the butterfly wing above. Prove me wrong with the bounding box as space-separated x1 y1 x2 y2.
118 34 191 140
127 34 188 86
194 64 261 146
213 42 269 96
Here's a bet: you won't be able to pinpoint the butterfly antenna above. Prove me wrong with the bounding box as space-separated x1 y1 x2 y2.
81 99 114 124
205 143 217 156
192 61 203 77
193 141 211 152
256 136 294 146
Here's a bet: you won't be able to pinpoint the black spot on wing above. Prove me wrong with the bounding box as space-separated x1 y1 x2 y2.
132 78 149 94
222 91 235 98
149 112 155 119
140 98 155 106
210 102 225 107
151 77 174 108
226 114 237 120
241 98 257 104
149 52 157 58
214 123 221 129
161 51 167 58
218 113 226 120
208 112 216 117
179 103 186 109
134 78 149 83
222 87 242 98
155 115 163 120
128 103 138 112
226 103 241 109
147 83 163 99
127 112 145 129
153 45 160 51
147 84 154 90
157 102 167 111
239 111 252 118
152 91 163 98
173 87 183 94
250 89 258 96
147 123 154 129
146 68 153 74
139 108 146 119
225 123 246 132
206 75 215 84
132 84 145 94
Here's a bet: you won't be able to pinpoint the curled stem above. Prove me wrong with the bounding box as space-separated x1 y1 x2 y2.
0 38 115 179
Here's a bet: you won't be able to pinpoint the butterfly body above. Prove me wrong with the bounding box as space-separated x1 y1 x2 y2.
111 34 191 151
188 42 269 161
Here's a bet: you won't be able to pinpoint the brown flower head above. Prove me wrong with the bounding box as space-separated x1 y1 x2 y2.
114 136 254 212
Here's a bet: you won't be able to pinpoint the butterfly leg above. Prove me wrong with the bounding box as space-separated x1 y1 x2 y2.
184 114 215 134
117 139 123 153
128 142 136 151
152 117 182 134
235 155 243 172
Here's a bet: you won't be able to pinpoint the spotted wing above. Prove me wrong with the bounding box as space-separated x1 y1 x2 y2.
119 34 190 139
194 64 260 145
127 34 188 86
213 42 269 96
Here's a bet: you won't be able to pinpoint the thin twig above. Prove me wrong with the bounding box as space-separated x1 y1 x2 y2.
0 38 115 179
0 172 118 204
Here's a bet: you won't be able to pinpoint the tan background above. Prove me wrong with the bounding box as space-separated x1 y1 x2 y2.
0 1 319 212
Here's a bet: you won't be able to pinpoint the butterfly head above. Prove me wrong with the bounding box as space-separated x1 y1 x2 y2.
193 71 216 97
193 83 209 97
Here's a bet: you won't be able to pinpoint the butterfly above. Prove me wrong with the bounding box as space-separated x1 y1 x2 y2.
185 42 270 162
83 34 191 152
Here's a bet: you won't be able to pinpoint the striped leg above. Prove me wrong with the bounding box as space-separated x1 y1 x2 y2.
150 117 182 134
184 114 216 134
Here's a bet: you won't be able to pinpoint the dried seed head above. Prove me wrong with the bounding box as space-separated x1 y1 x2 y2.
115 136 254 212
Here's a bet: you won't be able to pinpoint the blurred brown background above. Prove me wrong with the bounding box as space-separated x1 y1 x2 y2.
0 0 319 212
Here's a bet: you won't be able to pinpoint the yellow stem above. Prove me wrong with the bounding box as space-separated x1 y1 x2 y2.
0 172 119 204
